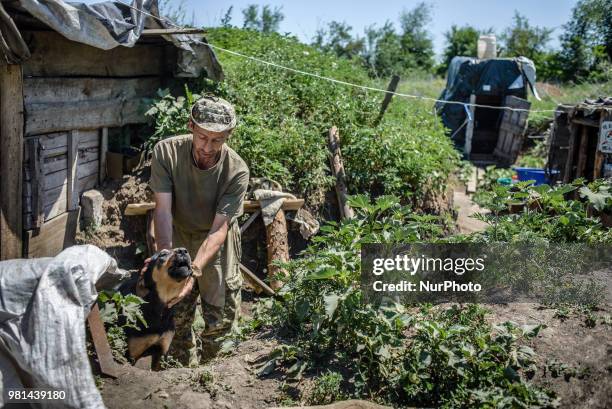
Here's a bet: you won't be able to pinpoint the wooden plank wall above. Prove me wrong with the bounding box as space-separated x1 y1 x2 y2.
16 30 175 257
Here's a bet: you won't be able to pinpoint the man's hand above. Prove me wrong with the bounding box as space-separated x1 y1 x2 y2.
168 277 195 308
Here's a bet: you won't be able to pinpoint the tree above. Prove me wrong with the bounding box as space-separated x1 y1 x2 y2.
313 21 365 60
500 12 553 60
242 4 284 33
558 0 612 82
439 25 482 75
261 5 284 33
221 6 233 28
242 5 259 30
362 2 435 77
398 2 435 71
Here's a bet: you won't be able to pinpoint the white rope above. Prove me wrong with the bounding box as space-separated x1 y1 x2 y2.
117 0 571 115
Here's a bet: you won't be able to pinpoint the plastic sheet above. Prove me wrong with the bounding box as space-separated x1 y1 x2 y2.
0 245 122 409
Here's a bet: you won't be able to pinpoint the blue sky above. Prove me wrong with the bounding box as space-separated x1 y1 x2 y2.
84 1 578 58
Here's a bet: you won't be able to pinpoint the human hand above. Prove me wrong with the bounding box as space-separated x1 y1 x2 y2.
139 257 152 278
168 276 195 308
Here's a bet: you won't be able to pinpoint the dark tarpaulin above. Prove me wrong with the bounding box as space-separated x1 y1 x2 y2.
435 56 538 146
1 0 223 80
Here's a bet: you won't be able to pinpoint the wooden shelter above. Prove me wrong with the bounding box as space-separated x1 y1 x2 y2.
436 57 537 167
0 1 220 260
546 101 612 183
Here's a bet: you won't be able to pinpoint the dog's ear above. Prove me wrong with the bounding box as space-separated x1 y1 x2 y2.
143 252 162 287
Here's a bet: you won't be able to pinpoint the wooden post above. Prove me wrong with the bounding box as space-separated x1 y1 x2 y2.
99 127 108 183
266 208 290 291
328 126 354 219
0 64 24 259
594 109 611 179
576 125 589 178
375 75 400 125
67 130 79 210
464 94 476 158
563 122 579 183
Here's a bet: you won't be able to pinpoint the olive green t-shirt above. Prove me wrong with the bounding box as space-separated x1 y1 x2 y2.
149 134 250 233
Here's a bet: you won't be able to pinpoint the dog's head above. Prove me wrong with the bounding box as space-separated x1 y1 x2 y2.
143 248 194 305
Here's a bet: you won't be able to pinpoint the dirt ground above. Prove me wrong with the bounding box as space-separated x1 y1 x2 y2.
97 300 611 409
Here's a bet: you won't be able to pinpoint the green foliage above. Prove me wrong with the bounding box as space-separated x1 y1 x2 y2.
242 4 284 33
97 291 147 361
312 21 365 60
557 0 612 82
308 371 345 405
144 86 199 151
438 25 484 75
499 12 556 80
465 179 612 243
249 197 556 407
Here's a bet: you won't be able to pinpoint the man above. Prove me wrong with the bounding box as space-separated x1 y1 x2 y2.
149 96 249 366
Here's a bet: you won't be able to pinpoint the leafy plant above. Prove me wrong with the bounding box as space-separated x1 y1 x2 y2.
97 291 147 361
307 371 345 405
246 197 557 407
144 86 200 151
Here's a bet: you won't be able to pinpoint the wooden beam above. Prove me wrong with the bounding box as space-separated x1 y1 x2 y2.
575 125 589 178
141 28 207 36
572 117 599 128
464 94 476 158
240 210 261 234
87 304 120 378
99 128 108 183
67 130 79 210
328 126 354 219
563 123 579 183
375 75 400 125
22 31 169 77
0 64 24 259
239 263 275 296
125 200 305 216
25 98 153 136
243 199 304 212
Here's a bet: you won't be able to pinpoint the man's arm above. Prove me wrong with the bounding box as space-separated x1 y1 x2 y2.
192 213 230 272
154 192 173 251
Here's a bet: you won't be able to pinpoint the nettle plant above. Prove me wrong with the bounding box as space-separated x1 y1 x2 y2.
249 196 557 408
97 291 147 362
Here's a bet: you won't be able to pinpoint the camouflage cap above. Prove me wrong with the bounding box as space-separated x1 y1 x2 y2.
190 96 236 134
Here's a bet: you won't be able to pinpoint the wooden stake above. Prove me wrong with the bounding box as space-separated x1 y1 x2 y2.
328 126 354 219
375 75 400 125
266 208 290 291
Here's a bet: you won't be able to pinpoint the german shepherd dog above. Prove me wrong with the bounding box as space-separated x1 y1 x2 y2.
119 248 198 370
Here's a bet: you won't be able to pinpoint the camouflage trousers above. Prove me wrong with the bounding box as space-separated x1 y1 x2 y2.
167 223 243 366
169 280 241 367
